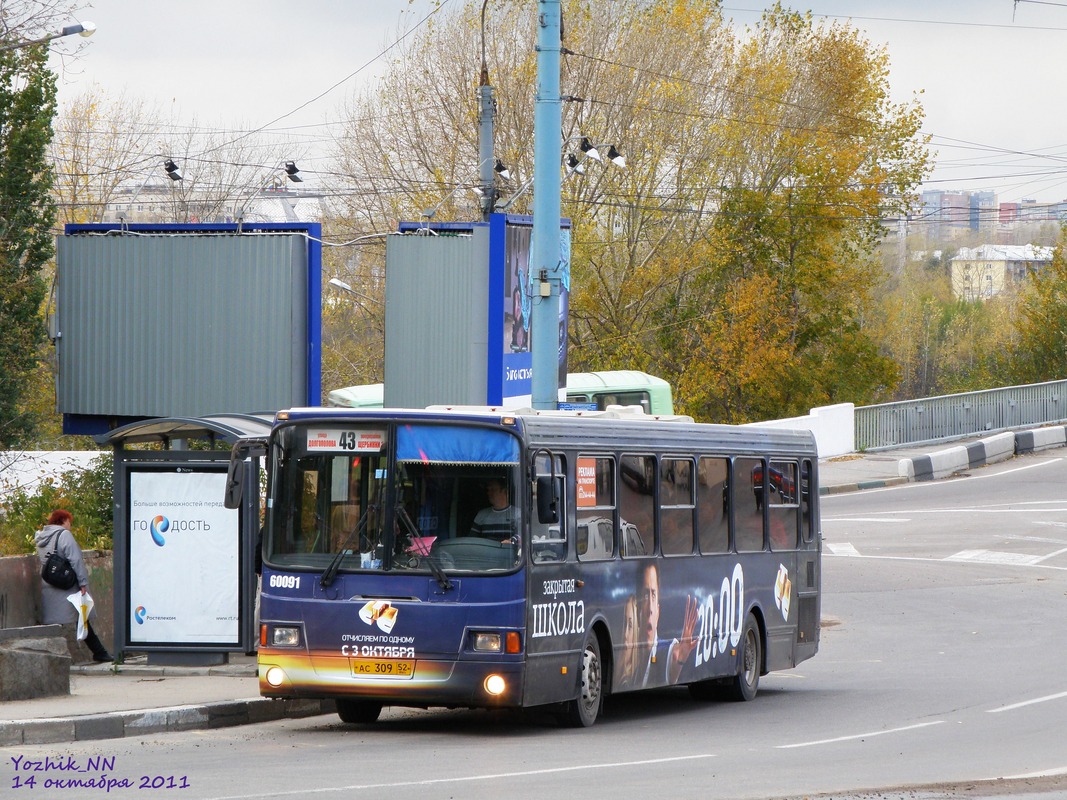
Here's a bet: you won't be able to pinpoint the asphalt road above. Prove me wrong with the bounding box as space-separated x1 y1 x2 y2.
5 451 1067 800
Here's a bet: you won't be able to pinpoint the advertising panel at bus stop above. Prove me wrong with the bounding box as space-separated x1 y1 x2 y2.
127 469 239 647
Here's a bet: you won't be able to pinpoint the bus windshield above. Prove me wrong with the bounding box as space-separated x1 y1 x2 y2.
267 422 523 575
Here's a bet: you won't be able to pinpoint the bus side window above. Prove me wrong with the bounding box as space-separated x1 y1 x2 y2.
620 454 655 556
660 457 695 555
767 460 799 551
697 457 729 554
532 453 567 563
576 455 615 562
734 457 764 552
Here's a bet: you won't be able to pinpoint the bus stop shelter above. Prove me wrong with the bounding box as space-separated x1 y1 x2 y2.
96 414 272 665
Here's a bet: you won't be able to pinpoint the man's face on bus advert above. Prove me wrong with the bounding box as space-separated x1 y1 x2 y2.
640 563 659 648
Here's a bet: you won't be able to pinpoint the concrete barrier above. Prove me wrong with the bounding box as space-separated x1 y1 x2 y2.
0 552 114 657
0 625 70 700
1015 425 1067 454
901 428 1057 483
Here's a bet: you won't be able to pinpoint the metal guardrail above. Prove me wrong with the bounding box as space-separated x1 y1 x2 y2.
855 379 1067 451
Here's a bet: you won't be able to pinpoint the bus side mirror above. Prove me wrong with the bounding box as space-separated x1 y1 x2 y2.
536 476 560 525
224 438 268 510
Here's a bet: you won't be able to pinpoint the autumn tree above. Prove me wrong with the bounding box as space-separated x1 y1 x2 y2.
0 41 58 446
1009 227 1067 384
330 0 930 421
49 85 162 225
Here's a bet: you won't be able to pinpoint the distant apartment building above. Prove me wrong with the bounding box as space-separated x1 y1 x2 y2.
102 183 322 225
920 189 998 239
949 244 1053 301
997 198 1067 225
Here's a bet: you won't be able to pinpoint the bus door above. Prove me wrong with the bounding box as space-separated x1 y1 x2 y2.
793 457 820 663
763 457 803 671
523 451 582 708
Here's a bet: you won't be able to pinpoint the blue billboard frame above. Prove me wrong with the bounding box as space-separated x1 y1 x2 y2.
397 213 571 406
60 222 322 435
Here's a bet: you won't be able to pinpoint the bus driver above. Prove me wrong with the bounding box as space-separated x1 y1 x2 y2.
469 477 518 544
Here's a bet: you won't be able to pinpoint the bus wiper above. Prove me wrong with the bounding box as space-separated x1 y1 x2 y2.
320 505 374 589
396 505 453 592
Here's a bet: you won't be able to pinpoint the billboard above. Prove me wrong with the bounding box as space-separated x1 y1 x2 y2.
493 215 571 406
57 222 322 435
126 469 239 646
391 214 571 408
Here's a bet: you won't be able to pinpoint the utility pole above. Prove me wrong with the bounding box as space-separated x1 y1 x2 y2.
530 0 562 410
478 1 496 221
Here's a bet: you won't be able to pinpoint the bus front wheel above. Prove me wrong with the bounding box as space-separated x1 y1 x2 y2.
561 634 603 727
336 699 383 724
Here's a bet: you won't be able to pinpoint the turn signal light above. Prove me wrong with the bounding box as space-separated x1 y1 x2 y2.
505 631 521 654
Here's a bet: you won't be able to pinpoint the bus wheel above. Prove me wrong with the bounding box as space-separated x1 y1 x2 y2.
336 699 383 724
562 634 603 727
726 613 761 702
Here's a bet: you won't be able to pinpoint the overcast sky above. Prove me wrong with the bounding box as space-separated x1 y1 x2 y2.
50 0 1067 204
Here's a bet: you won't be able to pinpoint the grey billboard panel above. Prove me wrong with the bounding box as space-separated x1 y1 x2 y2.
384 230 490 408
56 231 309 421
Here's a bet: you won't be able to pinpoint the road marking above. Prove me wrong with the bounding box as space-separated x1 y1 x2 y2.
822 517 911 523
987 691 1067 714
1002 765 1067 778
945 550 1045 566
822 458 1065 496
826 542 860 556
776 720 945 749
207 754 717 798
1035 546 1067 563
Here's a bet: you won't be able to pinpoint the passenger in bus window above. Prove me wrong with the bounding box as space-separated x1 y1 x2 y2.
639 562 699 686
469 477 518 543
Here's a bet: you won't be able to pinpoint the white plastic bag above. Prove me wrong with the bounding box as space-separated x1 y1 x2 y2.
66 591 94 640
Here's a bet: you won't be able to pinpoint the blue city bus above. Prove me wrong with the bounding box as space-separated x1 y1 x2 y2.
227 406 820 727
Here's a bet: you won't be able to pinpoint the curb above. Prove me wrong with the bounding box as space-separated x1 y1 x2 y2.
820 476 908 495
0 697 335 746
824 426 1067 494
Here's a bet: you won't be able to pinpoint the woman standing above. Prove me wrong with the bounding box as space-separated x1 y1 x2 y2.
34 509 112 663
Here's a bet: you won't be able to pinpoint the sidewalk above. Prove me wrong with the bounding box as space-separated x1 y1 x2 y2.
0 655 333 747
2 428 1058 748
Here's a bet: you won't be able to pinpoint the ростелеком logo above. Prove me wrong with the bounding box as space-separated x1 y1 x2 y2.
134 605 147 625
150 515 169 547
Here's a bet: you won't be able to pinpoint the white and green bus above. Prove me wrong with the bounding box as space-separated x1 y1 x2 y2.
326 371 674 415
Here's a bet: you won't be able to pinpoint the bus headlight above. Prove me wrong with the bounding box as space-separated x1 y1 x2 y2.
264 666 287 687
271 626 301 647
484 674 507 696
472 632 501 652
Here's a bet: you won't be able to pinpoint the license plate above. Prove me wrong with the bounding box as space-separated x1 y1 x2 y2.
351 658 415 678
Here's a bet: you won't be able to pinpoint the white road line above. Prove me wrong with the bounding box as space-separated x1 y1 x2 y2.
822 517 911 523
822 458 1065 496
207 754 717 799
1002 766 1067 779
987 691 1067 714
945 550 1045 566
826 542 860 556
776 720 945 749
1035 546 1067 563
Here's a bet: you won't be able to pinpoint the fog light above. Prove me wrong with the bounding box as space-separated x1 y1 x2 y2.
484 674 506 696
265 666 287 687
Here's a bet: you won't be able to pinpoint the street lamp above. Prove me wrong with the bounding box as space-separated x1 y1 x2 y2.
0 20 96 52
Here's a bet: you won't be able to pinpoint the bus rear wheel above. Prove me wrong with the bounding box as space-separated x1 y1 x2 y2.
726 613 761 702
336 699 383 724
561 634 603 727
